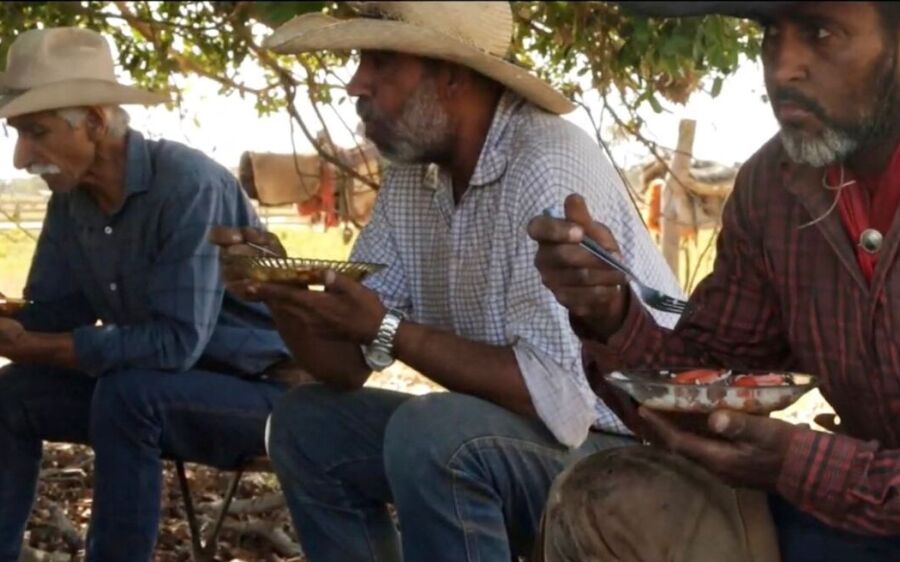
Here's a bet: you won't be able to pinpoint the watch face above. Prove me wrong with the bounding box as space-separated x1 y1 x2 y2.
367 348 394 370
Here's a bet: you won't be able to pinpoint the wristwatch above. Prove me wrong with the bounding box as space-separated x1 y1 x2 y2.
362 308 406 371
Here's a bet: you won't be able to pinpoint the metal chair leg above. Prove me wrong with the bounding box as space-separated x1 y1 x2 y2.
175 460 208 562
202 468 244 557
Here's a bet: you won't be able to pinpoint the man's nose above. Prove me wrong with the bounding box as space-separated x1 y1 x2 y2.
346 59 372 98
12 137 31 170
765 27 811 87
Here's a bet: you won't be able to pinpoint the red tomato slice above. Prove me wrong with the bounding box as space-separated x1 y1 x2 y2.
733 376 759 387
672 369 724 384
733 373 788 387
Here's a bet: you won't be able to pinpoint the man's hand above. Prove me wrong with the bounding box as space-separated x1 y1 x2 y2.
638 406 804 489
209 226 288 299
252 270 387 345
0 318 27 357
527 193 629 339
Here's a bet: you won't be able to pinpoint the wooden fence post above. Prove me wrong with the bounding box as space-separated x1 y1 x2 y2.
661 119 697 277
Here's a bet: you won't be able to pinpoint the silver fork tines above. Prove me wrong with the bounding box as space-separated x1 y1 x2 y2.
246 242 281 258
542 208 692 316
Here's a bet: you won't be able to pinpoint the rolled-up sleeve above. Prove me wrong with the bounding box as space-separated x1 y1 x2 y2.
504 169 611 447
503 137 678 446
513 342 602 447
72 177 229 375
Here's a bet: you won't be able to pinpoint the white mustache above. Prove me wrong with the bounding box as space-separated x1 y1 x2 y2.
27 164 61 175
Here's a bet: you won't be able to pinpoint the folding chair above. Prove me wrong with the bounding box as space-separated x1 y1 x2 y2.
174 457 274 562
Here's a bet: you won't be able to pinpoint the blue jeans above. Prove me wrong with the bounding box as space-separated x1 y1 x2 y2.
770 494 900 561
267 385 636 562
0 363 284 562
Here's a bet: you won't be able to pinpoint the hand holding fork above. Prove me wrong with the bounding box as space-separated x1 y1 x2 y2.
527 194 690 339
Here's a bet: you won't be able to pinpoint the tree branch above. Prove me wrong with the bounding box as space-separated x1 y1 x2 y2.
110 2 270 97
202 516 302 557
48 504 83 552
18 546 70 562
197 492 285 516
281 80 380 190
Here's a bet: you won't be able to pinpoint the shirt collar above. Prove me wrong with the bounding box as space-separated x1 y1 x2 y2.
468 90 522 188
421 89 523 191
70 128 152 220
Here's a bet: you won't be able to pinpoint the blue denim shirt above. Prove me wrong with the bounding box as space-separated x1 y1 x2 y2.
16 130 290 377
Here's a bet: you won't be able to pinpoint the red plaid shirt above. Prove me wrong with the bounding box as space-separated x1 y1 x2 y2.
583 136 900 536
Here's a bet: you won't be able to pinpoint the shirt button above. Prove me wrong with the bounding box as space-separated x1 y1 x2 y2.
109 283 117 292
104 226 113 235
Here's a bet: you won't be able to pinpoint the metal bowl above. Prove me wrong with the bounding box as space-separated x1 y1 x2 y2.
603 369 818 415
0 297 31 315
221 255 386 285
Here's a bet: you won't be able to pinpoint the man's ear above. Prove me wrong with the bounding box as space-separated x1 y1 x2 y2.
443 63 470 99
84 106 109 141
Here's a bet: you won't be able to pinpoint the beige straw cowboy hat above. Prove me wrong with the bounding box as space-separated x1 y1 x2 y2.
0 27 168 119
263 1 575 115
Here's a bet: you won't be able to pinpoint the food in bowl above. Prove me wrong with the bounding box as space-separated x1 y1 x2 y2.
0 297 30 316
604 368 816 414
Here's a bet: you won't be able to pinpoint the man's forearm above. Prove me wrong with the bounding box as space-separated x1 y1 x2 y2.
393 321 536 417
6 331 80 371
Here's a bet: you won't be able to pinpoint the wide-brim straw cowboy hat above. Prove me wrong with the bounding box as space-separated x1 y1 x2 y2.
0 27 168 119
622 2 796 20
263 2 575 115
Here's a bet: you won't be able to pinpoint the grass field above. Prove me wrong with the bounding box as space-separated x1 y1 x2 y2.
0 225 357 297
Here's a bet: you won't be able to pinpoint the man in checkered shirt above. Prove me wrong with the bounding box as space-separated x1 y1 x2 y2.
213 3 681 561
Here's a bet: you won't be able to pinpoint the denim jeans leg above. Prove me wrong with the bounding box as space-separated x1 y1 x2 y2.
268 384 412 562
86 368 284 562
382 392 637 562
0 364 95 562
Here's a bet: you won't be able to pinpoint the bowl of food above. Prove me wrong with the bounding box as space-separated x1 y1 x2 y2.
603 368 817 415
221 255 386 286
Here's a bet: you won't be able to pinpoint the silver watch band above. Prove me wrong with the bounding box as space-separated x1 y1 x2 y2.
371 309 404 352
363 309 405 370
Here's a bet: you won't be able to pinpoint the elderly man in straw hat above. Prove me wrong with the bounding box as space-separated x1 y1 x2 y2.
213 2 681 560
529 2 900 561
0 27 292 560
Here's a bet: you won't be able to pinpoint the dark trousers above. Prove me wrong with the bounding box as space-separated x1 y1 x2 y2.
0 363 284 562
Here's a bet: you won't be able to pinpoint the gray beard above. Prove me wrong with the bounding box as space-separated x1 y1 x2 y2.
779 126 859 168
375 79 452 165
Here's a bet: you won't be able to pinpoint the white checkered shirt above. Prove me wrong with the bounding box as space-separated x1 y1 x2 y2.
351 92 683 447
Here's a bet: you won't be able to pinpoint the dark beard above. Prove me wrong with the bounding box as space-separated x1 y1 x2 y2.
774 43 899 167
776 46 899 150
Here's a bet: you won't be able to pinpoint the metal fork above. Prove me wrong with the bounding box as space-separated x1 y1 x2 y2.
542 208 691 315
246 242 282 258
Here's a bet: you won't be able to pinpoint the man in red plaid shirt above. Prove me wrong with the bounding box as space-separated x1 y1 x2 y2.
528 2 900 561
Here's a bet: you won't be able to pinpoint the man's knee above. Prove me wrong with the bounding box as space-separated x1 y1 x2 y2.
89 369 174 440
0 364 93 439
268 384 364 477
0 363 40 401
91 369 160 411
383 392 503 482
